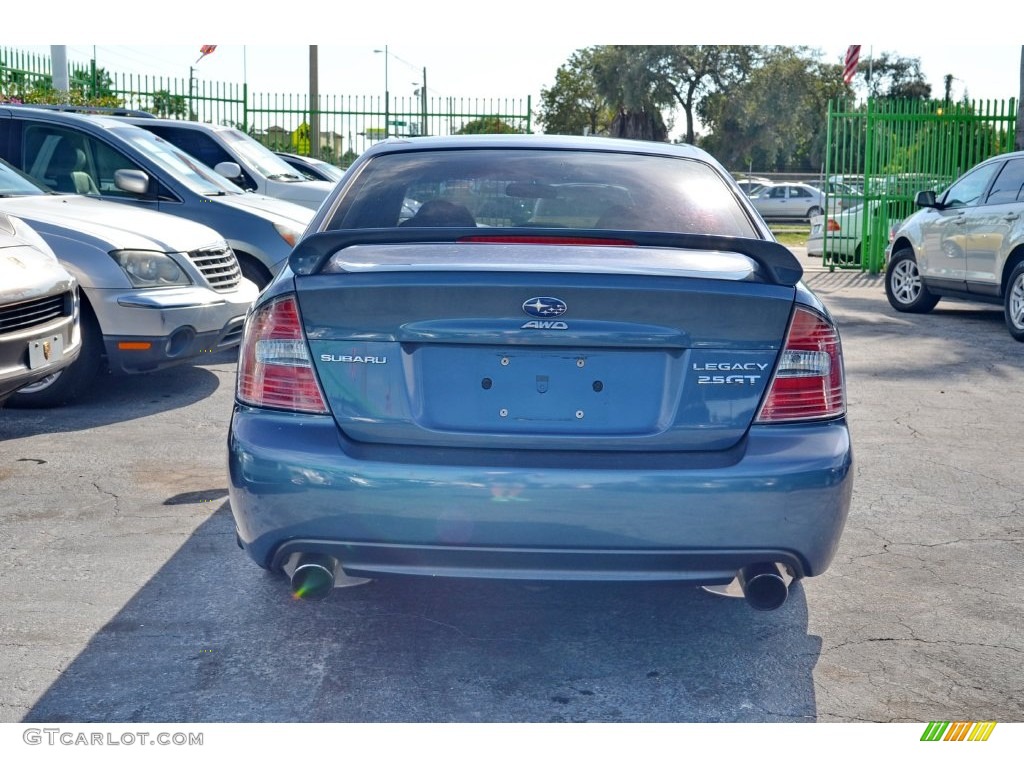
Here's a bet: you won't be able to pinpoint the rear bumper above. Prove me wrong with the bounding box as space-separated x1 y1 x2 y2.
227 409 853 582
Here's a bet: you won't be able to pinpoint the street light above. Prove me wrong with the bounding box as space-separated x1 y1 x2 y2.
373 46 390 137
374 46 429 138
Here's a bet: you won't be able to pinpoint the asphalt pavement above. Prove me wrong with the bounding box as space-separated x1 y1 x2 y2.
1 250 1022 723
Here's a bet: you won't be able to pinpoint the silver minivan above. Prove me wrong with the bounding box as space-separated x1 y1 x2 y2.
0 156 257 407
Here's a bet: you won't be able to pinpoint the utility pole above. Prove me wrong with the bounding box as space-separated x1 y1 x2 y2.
50 45 69 93
1017 46 1024 151
421 66 428 136
309 45 320 159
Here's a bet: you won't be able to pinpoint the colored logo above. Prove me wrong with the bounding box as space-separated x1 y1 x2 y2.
522 297 567 318
921 722 997 741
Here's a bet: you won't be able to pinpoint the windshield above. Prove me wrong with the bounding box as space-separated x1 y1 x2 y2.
110 125 245 196
222 129 307 181
326 149 758 237
0 157 48 197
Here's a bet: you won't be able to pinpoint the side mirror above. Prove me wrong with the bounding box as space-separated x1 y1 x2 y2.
214 161 242 180
914 190 939 208
114 169 150 195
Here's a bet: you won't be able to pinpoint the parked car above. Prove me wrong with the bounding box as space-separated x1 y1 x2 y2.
885 150 1024 340
807 200 905 264
115 116 335 210
733 176 771 197
275 152 345 184
0 211 80 405
749 182 827 221
228 134 853 609
0 155 258 407
0 105 314 288
802 179 862 211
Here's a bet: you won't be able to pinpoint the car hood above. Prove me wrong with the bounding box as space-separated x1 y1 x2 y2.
273 179 333 205
211 192 315 226
0 194 226 252
0 241 74 302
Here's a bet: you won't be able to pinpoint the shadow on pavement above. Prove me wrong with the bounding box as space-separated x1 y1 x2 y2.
0 349 236 440
24 503 822 723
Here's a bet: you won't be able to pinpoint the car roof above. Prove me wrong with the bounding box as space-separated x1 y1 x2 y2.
356 134 713 162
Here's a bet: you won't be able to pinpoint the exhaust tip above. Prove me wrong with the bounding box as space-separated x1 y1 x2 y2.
290 554 338 601
737 562 789 611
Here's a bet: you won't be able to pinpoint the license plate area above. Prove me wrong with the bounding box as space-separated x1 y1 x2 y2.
413 345 674 435
28 335 64 369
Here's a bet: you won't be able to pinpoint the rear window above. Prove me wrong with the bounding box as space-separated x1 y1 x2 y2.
324 149 757 237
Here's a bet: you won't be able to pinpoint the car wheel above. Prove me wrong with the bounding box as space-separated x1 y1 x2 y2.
806 206 823 220
7 308 104 408
1002 261 1024 341
885 248 939 313
237 254 271 290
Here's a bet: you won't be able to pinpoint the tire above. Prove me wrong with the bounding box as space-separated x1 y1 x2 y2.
1002 261 1024 341
237 254 271 290
885 248 939 313
806 206 823 221
7 307 104 408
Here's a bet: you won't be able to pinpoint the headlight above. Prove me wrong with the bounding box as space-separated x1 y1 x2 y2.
110 250 192 288
273 222 302 247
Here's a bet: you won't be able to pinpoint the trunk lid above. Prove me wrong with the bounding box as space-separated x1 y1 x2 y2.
293 236 798 453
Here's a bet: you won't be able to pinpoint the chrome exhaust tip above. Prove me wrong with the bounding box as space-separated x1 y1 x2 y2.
289 554 338 601
737 562 789 611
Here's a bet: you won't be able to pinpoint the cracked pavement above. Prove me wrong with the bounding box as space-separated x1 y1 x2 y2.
1 263 1022 723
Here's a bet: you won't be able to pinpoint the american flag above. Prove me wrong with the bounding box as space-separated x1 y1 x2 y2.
196 44 217 64
843 45 861 85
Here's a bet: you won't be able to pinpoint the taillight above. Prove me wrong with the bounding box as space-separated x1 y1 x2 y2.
236 295 329 414
755 306 845 423
825 219 841 232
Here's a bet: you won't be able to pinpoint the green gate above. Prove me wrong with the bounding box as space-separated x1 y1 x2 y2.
823 97 1017 274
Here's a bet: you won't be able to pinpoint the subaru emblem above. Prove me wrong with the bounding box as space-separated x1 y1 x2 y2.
522 297 567 318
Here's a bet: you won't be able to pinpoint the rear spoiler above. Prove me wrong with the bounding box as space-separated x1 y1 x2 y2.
288 228 803 287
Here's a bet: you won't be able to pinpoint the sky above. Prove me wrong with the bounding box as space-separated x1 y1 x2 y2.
7 2 1022 137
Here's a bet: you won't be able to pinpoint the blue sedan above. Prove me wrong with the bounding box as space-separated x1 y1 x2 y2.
228 135 853 610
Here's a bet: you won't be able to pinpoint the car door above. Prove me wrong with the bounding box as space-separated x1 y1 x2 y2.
919 161 1002 288
964 158 1024 296
19 122 169 215
758 185 788 218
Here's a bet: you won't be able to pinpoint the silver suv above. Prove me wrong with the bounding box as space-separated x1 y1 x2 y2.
885 150 1024 340
0 157 257 407
118 117 335 210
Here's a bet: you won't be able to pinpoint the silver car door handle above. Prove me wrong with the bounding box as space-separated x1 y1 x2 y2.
1005 214 1020 222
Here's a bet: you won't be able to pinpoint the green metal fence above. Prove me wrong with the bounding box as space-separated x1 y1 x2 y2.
0 46 532 165
824 97 1018 274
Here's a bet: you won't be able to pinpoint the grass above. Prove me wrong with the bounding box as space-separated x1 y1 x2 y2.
769 224 810 248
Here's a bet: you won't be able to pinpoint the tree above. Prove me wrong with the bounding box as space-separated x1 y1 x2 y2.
590 45 755 144
537 48 613 135
859 52 931 100
150 89 189 118
70 65 114 99
699 47 847 172
455 116 522 134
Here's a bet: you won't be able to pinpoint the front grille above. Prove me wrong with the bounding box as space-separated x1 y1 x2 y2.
0 292 69 335
188 245 241 291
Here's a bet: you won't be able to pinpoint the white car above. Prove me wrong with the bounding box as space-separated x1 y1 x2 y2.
0 212 80 405
119 117 334 210
749 182 827 222
807 200 904 266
